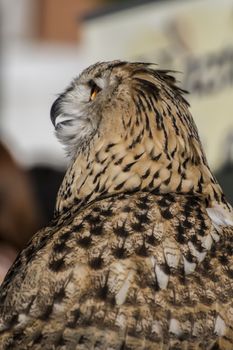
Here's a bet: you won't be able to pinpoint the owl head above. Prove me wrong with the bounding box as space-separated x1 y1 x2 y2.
50 61 192 159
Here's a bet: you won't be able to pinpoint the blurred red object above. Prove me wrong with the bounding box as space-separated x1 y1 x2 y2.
0 141 41 282
37 0 104 42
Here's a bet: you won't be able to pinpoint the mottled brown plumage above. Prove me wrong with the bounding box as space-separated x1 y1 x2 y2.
0 61 232 349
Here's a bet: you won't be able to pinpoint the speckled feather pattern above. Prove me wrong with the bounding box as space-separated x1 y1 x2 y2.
1 192 233 349
0 61 232 349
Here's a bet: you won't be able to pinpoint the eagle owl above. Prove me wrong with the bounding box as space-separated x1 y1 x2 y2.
0 61 232 350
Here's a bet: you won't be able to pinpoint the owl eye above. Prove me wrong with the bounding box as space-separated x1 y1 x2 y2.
89 80 101 101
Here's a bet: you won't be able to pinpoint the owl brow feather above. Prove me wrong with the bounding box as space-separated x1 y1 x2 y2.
131 66 190 107
133 77 160 97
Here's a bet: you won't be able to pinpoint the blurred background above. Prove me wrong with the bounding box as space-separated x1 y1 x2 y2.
0 0 232 281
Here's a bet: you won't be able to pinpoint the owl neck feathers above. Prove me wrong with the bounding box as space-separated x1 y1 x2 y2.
55 122 232 225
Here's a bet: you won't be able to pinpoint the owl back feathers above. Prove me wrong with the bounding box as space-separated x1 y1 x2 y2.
0 192 232 349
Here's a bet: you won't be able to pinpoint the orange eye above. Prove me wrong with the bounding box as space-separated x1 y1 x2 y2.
89 81 101 101
90 87 98 101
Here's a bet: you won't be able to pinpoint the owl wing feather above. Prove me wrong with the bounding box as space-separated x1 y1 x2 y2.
0 191 232 349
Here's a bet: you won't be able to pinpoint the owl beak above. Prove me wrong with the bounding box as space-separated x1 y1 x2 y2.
50 96 74 129
54 114 74 129
50 96 62 127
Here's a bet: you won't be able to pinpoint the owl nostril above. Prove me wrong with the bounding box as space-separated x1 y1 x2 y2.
50 96 62 127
